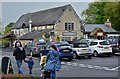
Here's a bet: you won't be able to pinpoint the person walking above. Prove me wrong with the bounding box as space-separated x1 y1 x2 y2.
24 56 34 76
44 45 61 79
13 41 26 74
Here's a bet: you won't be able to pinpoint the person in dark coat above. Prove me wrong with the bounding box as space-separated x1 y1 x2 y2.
13 41 26 74
44 45 61 79
24 56 34 75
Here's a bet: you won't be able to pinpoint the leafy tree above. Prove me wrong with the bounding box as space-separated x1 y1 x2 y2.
4 22 14 34
82 2 120 31
2 22 14 47
82 2 107 24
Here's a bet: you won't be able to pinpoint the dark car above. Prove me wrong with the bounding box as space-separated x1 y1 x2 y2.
40 43 73 61
25 42 47 56
106 37 120 55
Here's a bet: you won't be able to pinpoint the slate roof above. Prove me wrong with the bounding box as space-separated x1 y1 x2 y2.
84 24 116 33
12 4 71 29
18 29 53 40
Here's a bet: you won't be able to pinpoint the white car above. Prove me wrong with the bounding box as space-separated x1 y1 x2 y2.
72 43 92 59
89 40 112 57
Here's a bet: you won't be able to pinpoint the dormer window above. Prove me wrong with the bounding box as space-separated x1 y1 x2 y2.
22 23 26 29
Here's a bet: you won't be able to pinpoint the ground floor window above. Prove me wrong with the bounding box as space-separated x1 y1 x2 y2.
61 37 71 41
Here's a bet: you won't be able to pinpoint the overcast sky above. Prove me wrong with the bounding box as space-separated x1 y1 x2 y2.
2 2 91 28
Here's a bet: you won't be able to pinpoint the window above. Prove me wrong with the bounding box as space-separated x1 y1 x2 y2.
62 37 71 41
90 42 98 46
65 23 74 30
74 44 88 48
99 41 109 45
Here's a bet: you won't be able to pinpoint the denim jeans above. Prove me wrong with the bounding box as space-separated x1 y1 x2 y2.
50 70 56 79
16 60 23 74
29 68 32 75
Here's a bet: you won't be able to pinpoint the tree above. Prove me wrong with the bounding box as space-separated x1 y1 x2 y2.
82 2 107 24
0 18 3 35
4 22 14 34
82 2 120 31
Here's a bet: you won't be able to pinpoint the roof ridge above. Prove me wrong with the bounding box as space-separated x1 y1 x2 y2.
27 4 71 15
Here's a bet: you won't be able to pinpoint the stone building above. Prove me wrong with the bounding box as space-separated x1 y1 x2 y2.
11 4 83 45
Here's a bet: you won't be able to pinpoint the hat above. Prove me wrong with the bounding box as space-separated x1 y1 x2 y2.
51 45 57 51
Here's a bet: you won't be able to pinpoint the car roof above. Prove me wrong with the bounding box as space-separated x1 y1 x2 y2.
91 40 108 42
73 43 88 45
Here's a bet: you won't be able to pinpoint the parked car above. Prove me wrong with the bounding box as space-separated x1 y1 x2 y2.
72 43 92 59
89 40 112 57
25 42 47 56
40 43 73 61
73 38 97 46
105 37 120 55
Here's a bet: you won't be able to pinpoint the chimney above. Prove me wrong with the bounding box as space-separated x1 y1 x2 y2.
29 20 32 32
105 19 111 27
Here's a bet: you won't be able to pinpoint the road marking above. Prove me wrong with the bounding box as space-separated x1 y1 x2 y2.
79 64 86 67
86 65 94 68
94 66 102 70
72 63 78 66
61 62 66 65
111 66 120 70
61 61 118 71
66 62 72 66
33 57 118 72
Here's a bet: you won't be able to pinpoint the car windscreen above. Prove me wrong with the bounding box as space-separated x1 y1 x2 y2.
108 39 118 44
37 42 46 45
57 44 71 48
99 41 110 45
74 43 88 48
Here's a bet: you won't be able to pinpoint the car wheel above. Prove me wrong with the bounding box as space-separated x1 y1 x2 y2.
73 52 78 59
93 51 98 57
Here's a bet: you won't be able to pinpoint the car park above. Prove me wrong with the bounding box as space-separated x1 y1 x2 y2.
40 43 73 61
105 37 120 55
24 42 47 56
72 43 92 59
89 40 112 57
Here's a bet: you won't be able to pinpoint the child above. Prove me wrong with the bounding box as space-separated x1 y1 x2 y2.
24 56 34 76
40 55 47 77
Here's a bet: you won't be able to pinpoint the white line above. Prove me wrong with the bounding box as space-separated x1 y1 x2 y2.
61 62 66 65
66 62 72 66
79 64 86 67
94 66 102 69
87 65 94 68
111 66 120 70
72 63 78 66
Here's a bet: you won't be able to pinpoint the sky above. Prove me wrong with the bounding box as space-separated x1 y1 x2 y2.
2 2 91 28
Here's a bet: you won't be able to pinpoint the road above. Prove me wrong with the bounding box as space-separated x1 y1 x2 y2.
1 48 120 78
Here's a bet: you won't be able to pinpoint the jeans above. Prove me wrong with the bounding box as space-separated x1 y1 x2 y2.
16 60 23 74
50 70 56 79
29 68 32 75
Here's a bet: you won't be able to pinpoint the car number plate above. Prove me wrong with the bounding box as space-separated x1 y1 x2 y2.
63 50 69 52
104 47 109 49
